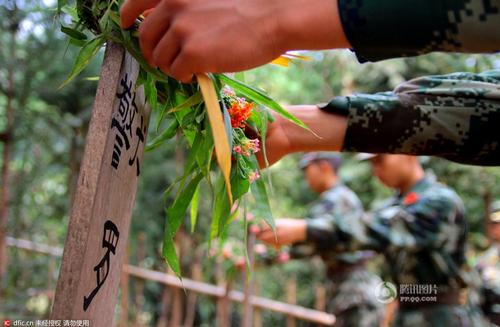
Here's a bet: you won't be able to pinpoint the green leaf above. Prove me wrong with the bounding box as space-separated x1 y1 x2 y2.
219 74 310 131
220 99 233 152
145 119 179 151
231 165 250 200
60 36 105 89
210 175 231 239
163 173 204 276
190 184 200 233
251 179 274 231
144 74 158 113
162 220 181 277
61 25 87 41
61 5 78 21
57 0 66 15
167 91 203 114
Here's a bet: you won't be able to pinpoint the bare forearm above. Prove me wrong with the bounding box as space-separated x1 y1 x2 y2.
277 0 351 51
282 105 347 154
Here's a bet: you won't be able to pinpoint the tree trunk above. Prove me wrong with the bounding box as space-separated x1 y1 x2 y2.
0 8 18 290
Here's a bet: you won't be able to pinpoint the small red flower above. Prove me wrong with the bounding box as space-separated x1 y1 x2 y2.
403 192 420 205
228 100 253 128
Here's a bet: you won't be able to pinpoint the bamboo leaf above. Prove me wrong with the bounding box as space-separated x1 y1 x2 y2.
61 5 79 21
270 56 290 67
197 73 233 204
190 184 200 233
57 0 66 15
210 175 231 239
61 25 87 41
145 119 179 151
219 74 311 132
59 36 105 89
163 173 204 276
167 91 203 114
251 177 275 231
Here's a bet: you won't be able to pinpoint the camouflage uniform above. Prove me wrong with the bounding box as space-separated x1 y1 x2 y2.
475 202 500 326
320 70 500 166
476 245 500 326
337 0 500 62
310 174 485 326
290 179 384 327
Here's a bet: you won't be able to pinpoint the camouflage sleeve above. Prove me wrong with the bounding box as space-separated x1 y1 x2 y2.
337 0 500 62
290 187 365 255
289 208 338 257
320 70 500 166
327 191 465 254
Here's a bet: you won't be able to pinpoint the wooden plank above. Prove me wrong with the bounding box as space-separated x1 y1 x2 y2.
7 238 335 325
50 41 150 325
124 265 336 326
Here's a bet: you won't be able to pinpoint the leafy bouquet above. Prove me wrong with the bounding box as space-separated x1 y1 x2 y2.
59 0 309 276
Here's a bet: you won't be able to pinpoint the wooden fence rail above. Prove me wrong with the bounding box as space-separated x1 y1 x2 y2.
6 237 336 326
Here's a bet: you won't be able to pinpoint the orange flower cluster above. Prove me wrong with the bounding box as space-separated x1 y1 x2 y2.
228 100 254 128
223 86 254 128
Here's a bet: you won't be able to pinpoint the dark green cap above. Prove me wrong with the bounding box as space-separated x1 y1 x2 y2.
299 152 342 170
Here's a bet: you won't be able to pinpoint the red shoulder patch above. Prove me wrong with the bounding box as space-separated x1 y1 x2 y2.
403 192 420 206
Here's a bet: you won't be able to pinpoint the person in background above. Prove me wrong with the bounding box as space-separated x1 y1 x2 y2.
257 152 384 326
475 201 500 326
255 154 484 326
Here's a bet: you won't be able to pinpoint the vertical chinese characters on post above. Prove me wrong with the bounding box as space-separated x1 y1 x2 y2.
111 73 146 176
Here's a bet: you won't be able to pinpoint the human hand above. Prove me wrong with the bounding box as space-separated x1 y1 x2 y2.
251 218 307 246
120 0 350 82
257 105 348 168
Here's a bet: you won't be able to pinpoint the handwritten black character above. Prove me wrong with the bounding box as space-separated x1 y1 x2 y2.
83 220 120 311
128 114 146 176
111 74 134 170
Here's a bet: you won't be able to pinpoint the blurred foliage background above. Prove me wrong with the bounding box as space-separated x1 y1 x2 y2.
0 1 499 326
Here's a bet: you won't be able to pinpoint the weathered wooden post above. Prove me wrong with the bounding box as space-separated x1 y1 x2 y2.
50 41 150 326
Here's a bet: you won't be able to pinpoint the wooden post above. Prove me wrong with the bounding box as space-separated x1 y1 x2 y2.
242 232 256 327
286 277 297 327
314 284 326 312
184 259 202 327
50 41 151 326
0 7 18 289
119 249 130 327
253 279 262 327
156 284 172 327
134 232 146 325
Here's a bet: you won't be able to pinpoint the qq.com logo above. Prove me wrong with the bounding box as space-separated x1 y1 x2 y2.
375 281 397 303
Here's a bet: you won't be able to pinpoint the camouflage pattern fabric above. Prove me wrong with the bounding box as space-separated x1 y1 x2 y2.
337 0 500 62
310 176 486 326
475 244 500 326
290 183 384 326
321 70 500 166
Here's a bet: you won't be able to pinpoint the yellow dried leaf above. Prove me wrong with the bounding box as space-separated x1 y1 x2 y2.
282 53 312 61
197 73 233 204
271 56 290 67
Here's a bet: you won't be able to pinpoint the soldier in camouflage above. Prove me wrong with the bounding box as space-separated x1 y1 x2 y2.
292 152 384 327
256 153 483 326
319 70 500 166
252 152 384 326
123 0 500 165
475 201 500 326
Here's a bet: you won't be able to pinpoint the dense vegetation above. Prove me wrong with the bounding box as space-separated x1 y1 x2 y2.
0 1 498 325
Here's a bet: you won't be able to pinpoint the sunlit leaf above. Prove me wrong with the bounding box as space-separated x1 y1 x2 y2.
219 74 311 132
197 73 233 204
59 36 105 89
